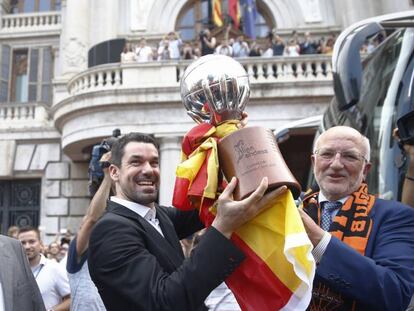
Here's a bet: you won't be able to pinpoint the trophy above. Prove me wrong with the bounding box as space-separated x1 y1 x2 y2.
180 54 301 200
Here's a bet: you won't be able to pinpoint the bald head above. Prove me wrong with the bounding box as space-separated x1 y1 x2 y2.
312 126 372 201
314 126 370 162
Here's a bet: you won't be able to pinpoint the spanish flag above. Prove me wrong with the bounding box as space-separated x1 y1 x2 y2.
212 0 224 27
173 121 315 310
229 0 241 29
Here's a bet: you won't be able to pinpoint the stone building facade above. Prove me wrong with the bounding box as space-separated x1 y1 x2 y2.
0 0 411 241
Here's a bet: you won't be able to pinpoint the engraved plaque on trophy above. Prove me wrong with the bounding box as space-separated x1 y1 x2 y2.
180 55 301 200
218 126 301 200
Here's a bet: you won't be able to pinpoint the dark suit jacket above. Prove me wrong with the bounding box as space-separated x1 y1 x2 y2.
0 235 45 311
316 198 414 310
88 201 245 311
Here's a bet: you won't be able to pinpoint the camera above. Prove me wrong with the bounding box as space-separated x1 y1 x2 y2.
88 129 121 196
397 110 414 145
199 30 207 40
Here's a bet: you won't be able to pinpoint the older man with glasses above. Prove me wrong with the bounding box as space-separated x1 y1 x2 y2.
299 126 414 311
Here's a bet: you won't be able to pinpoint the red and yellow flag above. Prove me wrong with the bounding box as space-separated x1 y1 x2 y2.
228 0 241 29
173 121 315 310
212 0 224 27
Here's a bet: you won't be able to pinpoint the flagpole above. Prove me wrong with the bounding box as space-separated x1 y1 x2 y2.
207 0 212 28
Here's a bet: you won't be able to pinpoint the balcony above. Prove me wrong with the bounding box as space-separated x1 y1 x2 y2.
66 55 333 95
0 102 50 127
0 11 61 37
53 55 334 160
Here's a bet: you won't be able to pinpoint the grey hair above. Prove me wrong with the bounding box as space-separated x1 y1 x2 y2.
314 127 371 162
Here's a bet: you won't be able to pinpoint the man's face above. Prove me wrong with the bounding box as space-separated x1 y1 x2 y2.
312 128 371 201
18 230 42 261
111 142 160 207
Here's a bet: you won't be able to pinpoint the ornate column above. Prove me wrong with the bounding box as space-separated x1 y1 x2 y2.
58 0 89 77
158 136 182 207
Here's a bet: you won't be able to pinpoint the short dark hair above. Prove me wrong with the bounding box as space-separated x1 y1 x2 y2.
18 226 41 240
111 132 159 166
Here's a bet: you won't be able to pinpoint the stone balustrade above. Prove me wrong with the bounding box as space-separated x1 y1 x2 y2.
0 102 50 128
67 63 123 95
67 55 332 96
1 11 61 32
177 55 333 83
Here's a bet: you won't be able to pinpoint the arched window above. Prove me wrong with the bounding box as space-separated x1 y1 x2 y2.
176 0 273 41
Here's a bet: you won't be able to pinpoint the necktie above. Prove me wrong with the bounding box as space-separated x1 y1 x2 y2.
321 201 342 231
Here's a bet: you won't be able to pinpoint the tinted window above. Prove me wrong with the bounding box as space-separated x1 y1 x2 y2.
323 29 404 196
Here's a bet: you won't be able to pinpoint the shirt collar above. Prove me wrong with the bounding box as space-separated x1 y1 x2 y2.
110 196 156 221
32 253 47 273
318 191 348 205
39 253 47 265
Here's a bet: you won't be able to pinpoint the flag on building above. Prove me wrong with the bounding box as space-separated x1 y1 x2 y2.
228 0 241 29
173 122 315 311
212 0 224 27
240 0 257 39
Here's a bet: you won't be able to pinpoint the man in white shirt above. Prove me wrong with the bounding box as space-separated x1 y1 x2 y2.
167 31 182 60
18 227 71 311
232 35 250 58
135 38 153 62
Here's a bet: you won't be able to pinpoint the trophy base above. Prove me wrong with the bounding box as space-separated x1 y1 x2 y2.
218 126 301 200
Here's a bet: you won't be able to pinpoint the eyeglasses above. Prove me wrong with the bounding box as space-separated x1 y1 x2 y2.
314 148 367 164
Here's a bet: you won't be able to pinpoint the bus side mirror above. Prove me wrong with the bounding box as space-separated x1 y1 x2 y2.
333 22 384 111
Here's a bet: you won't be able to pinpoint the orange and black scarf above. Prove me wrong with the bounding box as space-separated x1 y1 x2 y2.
302 183 375 310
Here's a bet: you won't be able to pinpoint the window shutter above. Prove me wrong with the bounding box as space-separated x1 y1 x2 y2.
0 45 11 102
41 47 52 104
28 48 38 101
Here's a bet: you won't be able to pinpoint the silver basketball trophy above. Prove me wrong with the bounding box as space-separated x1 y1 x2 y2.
180 55 301 199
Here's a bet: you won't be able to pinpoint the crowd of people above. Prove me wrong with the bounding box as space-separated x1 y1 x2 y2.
120 29 343 64
7 225 72 265
119 27 389 65
0 28 412 309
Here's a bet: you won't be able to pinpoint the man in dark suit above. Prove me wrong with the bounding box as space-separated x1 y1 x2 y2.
0 234 45 311
299 126 414 310
88 132 285 311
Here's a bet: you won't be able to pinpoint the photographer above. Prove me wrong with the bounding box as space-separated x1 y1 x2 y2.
67 151 112 311
66 130 120 310
199 28 216 56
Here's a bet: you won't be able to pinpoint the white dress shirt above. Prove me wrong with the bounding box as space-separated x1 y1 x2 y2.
110 196 164 236
31 254 70 310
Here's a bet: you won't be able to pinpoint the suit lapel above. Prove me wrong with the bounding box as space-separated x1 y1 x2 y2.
0 237 15 311
156 206 185 255
107 201 184 267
